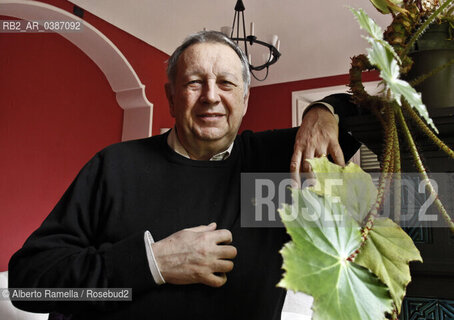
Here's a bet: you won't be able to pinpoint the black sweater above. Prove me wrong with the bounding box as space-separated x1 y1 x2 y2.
9 96 360 319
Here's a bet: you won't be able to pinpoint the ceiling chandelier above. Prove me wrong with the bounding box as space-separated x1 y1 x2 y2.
221 0 281 81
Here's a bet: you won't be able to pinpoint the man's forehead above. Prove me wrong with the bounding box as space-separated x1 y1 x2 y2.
178 42 243 72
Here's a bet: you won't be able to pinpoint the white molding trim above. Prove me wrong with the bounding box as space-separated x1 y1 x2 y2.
291 81 381 127
0 0 153 141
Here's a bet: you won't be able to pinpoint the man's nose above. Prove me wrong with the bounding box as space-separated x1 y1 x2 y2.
200 81 221 104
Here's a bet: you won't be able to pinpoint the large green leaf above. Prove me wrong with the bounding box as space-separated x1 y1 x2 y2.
351 7 401 63
351 6 384 39
307 156 378 224
350 7 439 134
279 188 393 320
366 41 437 133
354 217 423 313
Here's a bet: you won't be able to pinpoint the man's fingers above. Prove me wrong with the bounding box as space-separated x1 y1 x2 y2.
202 273 227 288
217 245 237 259
156 225 238 287
290 149 302 174
186 222 217 232
214 260 234 273
290 149 302 188
301 146 317 173
211 229 233 244
329 143 345 167
301 160 311 173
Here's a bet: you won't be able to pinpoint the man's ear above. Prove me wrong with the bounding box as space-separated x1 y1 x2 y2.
242 89 250 116
165 83 175 117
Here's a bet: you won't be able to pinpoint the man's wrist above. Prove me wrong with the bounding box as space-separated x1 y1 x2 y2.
303 102 339 123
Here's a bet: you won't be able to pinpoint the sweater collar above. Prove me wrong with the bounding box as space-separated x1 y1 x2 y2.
166 127 234 161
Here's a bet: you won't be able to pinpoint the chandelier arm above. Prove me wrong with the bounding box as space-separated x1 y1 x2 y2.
230 37 281 71
236 10 240 42
230 11 237 40
240 11 249 57
251 66 269 81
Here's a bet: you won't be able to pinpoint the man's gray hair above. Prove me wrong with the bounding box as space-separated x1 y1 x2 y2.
166 30 251 96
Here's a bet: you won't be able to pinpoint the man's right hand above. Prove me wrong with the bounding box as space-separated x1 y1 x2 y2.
151 222 237 287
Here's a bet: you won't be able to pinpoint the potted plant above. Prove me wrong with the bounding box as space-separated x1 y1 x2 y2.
278 1 454 319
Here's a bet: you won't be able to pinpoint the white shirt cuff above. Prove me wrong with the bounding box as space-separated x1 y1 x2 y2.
304 101 339 123
144 231 166 285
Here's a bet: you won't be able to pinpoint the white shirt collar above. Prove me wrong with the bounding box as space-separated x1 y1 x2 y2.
166 128 234 161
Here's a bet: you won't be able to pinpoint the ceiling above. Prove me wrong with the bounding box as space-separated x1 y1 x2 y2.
68 0 391 87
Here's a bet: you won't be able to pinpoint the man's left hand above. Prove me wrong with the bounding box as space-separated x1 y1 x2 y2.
290 105 345 186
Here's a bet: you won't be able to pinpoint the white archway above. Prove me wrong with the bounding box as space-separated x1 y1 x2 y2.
0 0 153 141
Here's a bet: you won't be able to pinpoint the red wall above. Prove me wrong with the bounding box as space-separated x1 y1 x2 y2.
0 0 171 271
241 71 379 132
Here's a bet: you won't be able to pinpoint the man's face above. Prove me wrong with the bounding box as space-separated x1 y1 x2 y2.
166 42 249 149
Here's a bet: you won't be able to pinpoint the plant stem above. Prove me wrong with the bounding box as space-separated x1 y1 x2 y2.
401 0 454 58
363 105 395 239
393 117 402 223
402 101 454 160
348 55 388 115
391 308 399 320
348 105 397 262
395 106 454 232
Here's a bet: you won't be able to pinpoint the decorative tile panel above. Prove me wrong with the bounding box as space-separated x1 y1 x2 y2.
401 297 454 320
403 226 432 243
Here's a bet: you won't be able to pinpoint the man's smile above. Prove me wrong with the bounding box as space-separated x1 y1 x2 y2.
197 113 226 121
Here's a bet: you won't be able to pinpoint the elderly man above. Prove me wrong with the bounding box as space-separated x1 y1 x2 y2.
9 31 359 319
